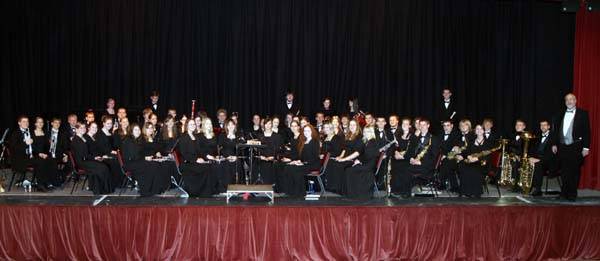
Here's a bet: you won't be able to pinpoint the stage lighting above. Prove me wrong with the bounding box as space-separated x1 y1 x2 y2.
561 0 580 13
587 0 600 11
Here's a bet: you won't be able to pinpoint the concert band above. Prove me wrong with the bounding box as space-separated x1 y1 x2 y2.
3 91 590 201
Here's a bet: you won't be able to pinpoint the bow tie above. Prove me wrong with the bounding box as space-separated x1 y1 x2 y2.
566 109 575 113
542 134 548 138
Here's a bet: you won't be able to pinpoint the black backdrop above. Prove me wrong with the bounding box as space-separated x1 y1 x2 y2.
1 0 574 133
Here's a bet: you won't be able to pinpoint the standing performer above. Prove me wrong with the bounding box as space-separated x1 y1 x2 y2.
281 91 300 117
552 93 590 201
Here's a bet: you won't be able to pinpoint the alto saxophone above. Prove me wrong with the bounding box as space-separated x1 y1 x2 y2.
447 140 468 162
414 137 432 161
498 139 516 187
518 132 536 194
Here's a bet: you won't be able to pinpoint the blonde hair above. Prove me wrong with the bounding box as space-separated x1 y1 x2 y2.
202 118 214 138
362 126 376 143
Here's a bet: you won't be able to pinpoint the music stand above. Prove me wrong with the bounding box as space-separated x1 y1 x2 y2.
236 143 266 185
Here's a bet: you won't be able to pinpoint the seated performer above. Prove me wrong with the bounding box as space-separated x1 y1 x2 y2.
325 119 363 194
528 120 557 196
395 119 440 198
390 117 412 194
344 126 380 198
257 118 283 184
85 121 122 188
438 120 461 193
176 119 218 197
30 117 59 191
281 124 320 197
215 119 244 192
121 124 169 196
70 122 113 195
456 124 493 198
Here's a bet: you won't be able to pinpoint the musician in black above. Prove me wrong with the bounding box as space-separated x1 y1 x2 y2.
321 97 336 119
248 114 263 140
322 121 344 159
49 118 69 184
509 119 527 192
552 93 590 201
85 121 122 188
483 118 500 143
390 117 412 194
143 123 175 192
216 119 244 192
281 91 300 117
344 126 380 198
438 120 461 193
257 118 283 184
273 120 301 193
456 124 493 198
325 119 362 194
121 124 166 196
159 115 179 155
31 117 59 191
528 120 557 196
281 124 320 197
395 119 440 198
148 90 164 118
438 88 458 122
70 123 113 195
176 120 218 197
374 116 388 189
64 114 78 138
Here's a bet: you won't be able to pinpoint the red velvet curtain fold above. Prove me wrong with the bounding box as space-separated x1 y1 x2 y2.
1 205 599 260
574 6 600 189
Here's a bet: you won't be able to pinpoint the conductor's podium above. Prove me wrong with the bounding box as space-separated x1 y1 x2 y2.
226 184 274 203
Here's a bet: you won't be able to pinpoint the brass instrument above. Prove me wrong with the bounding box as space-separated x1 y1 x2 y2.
518 131 536 194
498 139 515 187
447 139 468 161
414 137 432 161
463 141 502 166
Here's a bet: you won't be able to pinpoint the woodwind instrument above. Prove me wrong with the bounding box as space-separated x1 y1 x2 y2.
414 137 432 161
191 100 196 119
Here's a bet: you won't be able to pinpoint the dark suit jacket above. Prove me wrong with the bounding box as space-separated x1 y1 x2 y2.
553 108 590 149
438 99 458 122
531 131 556 163
440 130 461 155
405 133 441 170
281 101 300 117
8 129 31 172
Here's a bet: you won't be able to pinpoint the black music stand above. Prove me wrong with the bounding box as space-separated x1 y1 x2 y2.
236 143 266 185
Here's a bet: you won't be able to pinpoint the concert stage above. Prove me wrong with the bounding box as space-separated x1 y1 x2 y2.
1 192 600 260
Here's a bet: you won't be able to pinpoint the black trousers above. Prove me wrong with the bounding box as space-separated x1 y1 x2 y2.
558 143 584 198
439 159 459 190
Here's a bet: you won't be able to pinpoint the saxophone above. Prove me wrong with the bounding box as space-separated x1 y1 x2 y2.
498 139 516 187
414 137 432 161
463 141 502 166
447 139 468 162
518 131 536 194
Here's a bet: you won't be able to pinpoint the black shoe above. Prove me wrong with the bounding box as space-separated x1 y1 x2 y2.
400 194 411 199
36 185 48 193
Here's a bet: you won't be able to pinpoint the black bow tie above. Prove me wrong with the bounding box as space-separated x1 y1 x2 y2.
542 134 548 138
566 109 574 113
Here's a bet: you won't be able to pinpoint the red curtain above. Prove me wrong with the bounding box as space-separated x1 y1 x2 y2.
574 6 600 189
1 205 599 260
